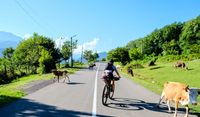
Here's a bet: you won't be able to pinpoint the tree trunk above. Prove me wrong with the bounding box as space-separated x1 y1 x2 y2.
65 60 67 68
4 65 7 79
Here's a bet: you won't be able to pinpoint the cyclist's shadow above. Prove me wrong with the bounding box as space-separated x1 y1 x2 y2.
105 97 169 113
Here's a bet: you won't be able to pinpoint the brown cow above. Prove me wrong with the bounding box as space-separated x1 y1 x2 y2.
157 82 200 117
52 69 70 83
174 61 188 70
89 63 96 70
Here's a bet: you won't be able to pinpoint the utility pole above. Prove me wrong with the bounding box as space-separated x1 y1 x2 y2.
81 45 83 64
59 37 63 49
70 35 77 67
58 37 64 68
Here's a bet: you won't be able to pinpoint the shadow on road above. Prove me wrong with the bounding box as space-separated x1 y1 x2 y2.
0 97 112 117
67 82 85 85
105 97 199 116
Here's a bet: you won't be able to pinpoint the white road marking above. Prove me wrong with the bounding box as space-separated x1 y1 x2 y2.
92 63 100 117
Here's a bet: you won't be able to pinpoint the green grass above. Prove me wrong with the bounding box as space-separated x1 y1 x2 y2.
0 67 79 107
122 59 200 115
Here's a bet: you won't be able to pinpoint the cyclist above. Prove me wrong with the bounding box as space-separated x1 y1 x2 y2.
103 59 121 91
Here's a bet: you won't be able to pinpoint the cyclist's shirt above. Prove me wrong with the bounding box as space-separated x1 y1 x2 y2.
104 63 117 72
104 62 118 80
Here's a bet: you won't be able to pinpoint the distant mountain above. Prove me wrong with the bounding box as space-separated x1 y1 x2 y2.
0 48 4 57
0 31 22 57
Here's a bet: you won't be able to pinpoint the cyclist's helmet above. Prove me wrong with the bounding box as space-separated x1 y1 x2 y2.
109 59 114 64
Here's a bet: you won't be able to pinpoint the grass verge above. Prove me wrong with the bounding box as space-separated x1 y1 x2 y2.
121 59 200 116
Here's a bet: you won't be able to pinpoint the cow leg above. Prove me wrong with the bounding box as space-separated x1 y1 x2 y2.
167 100 172 113
53 76 56 82
174 101 178 117
184 105 189 117
156 91 165 108
63 75 66 83
66 75 70 83
58 76 59 82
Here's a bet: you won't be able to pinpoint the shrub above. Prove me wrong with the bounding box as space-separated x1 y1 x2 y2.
125 61 144 70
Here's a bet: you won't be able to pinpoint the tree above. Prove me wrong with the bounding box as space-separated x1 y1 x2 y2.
189 44 200 54
83 50 94 63
2 47 15 79
162 40 181 55
107 47 130 65
93 52 99 61
61 41 71 67
126 22 183 57
3 47 15 59
38 49 55 74
129 48 143 61
13 33 58 74
179 16 200 54
83 50 99 63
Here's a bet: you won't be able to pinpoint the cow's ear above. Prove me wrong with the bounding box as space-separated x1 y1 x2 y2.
185 85 189 92
198 89 200 95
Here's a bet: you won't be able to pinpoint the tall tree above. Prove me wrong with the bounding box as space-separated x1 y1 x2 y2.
13 33 58 74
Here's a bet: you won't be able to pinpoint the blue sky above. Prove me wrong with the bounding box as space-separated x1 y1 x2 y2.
0 0 200 55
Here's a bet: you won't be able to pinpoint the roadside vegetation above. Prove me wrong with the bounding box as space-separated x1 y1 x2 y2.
0 32 78 84
108 15 200 115
0 32 83 106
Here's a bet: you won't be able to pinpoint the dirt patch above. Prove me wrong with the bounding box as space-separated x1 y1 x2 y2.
20 79 54 94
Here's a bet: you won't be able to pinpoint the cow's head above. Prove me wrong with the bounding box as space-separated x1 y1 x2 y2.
189 88 200 105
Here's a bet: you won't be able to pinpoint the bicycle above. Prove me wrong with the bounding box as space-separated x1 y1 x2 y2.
102 76 119 105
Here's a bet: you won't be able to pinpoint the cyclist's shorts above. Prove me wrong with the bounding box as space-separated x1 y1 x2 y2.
102 72 114 81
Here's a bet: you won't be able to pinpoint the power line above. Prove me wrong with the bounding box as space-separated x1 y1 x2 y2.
21 0 59 34
14 0 51 33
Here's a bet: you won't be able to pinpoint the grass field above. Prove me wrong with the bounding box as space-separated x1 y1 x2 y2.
122 59 200 115
0 67 79 107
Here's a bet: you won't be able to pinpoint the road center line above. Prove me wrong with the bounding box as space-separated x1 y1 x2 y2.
92 63 100 117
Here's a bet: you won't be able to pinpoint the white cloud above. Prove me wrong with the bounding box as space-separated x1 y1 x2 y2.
55 37 69 49
55 37 99 55
24 33 31 39
74 38 99 55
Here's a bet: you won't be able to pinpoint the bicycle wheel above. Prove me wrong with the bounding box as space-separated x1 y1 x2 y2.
109 83 115 99
102 84 109 105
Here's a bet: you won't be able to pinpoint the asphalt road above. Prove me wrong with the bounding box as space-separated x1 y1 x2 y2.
0 62 197 117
